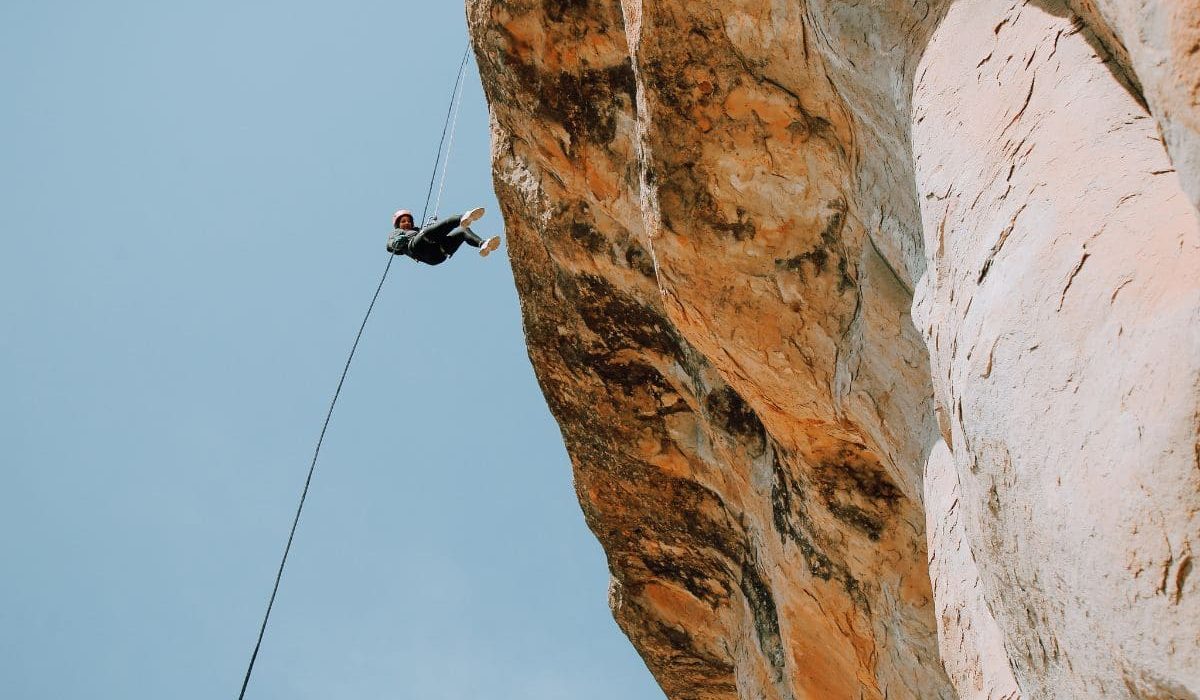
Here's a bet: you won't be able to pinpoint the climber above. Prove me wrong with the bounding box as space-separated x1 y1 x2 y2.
386 207 501 265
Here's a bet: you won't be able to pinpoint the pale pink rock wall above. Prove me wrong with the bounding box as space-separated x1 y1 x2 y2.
913 0 1200 694
1070 0 1200 208
925 441 1021 700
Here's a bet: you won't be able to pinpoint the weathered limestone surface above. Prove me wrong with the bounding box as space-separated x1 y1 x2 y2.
1066 0 1200 208
925 440 1021 699
913 0 1200 695
466 0 1200 697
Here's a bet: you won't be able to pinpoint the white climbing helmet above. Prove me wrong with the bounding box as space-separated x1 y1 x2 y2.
392 209 414 227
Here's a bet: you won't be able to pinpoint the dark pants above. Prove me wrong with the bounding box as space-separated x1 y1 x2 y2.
409 215 483 265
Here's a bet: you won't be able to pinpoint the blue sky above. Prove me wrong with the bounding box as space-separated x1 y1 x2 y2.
0 1 663 697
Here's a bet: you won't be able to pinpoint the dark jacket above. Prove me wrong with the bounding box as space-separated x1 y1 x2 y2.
386 229 413 256
386 229 449 265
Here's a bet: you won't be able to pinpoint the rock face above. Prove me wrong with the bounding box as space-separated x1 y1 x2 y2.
913 1 1200 695
466 0 1200 697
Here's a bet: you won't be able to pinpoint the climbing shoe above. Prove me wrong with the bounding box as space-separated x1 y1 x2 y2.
461 207 486 229
479 236 502 258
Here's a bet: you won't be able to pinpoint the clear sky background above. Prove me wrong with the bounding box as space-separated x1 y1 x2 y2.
0 1 664 698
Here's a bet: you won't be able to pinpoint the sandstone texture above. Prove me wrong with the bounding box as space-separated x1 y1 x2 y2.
925 441 1021 699
466 0 1200 697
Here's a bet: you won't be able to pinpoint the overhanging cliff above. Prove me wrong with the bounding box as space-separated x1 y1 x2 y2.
466 0 1200 697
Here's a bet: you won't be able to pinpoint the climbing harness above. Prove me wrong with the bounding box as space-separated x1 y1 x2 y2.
236 44 473 700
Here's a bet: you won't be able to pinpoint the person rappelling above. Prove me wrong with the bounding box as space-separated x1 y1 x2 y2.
235 46 503 700
386 207 501 265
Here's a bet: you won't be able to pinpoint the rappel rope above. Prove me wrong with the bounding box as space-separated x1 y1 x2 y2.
425 48 472 226
236 44 472 700
430 52 469 223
